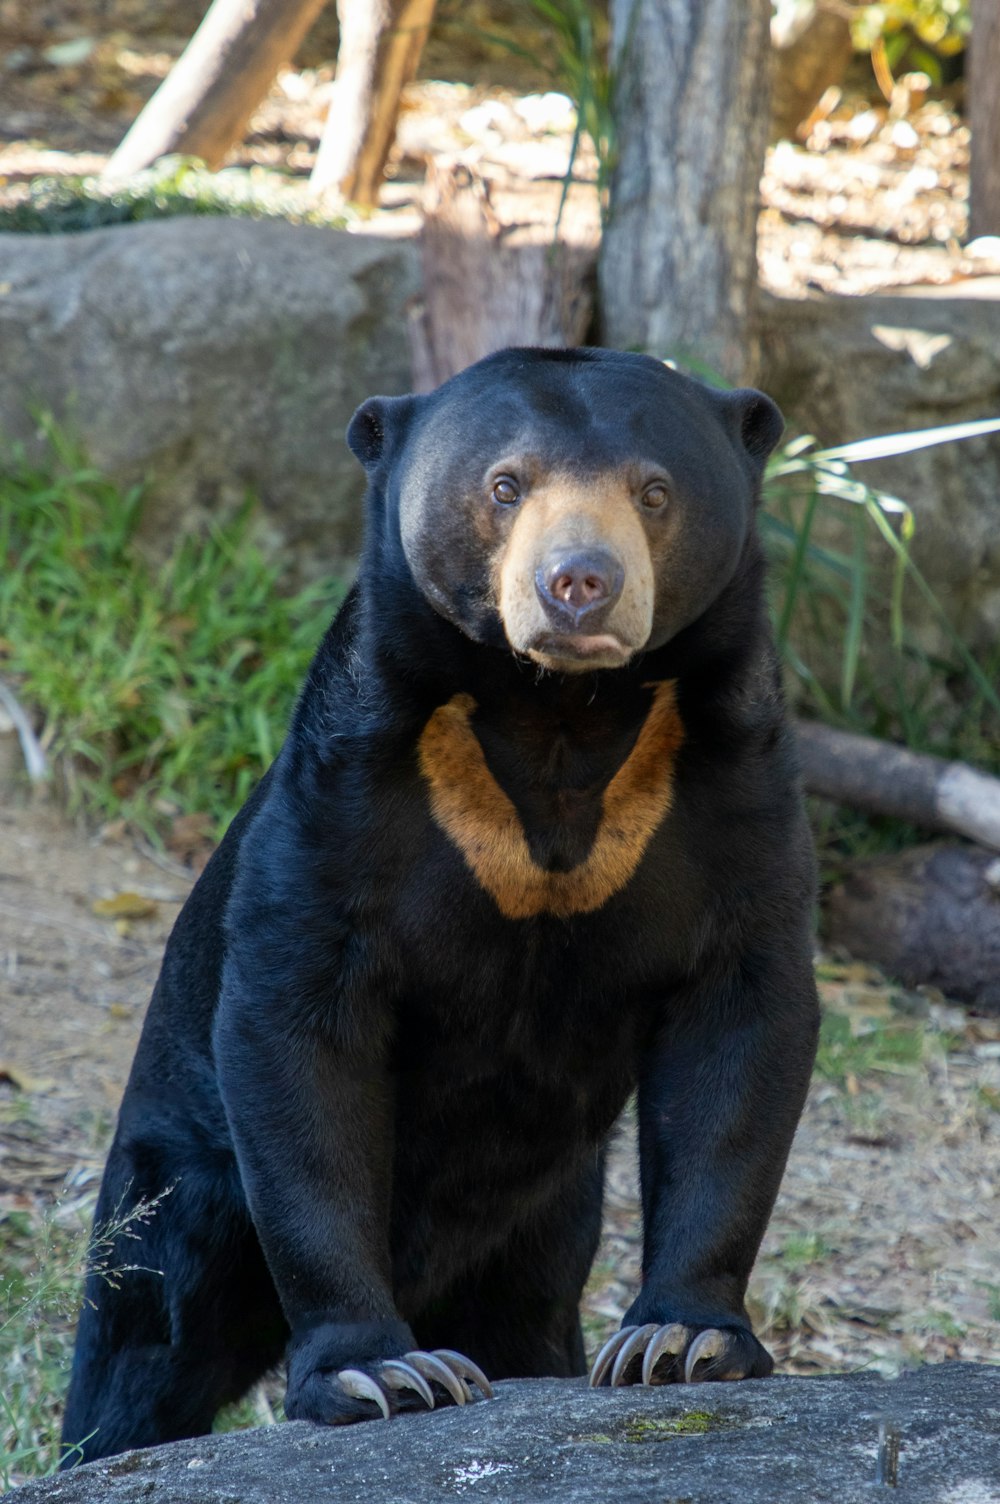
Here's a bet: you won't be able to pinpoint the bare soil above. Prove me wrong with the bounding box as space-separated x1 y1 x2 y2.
2 791 999 1380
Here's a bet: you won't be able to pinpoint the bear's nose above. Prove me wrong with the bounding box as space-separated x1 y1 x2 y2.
535 549 625 625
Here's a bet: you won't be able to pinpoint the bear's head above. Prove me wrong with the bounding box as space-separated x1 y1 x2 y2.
347 348 783 674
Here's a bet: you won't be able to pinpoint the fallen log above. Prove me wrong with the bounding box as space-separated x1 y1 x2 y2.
311 0 437 205
102 0 330 182
796 720 1000 854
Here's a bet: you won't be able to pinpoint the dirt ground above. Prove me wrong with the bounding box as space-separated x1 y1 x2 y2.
2 786 999 1382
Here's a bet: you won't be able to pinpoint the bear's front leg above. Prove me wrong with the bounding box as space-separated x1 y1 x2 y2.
590 942 819 1389
214 938 491 1425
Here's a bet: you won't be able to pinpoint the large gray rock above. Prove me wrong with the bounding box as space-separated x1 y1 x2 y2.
0 218 420 580
16 1365 1000 1503
759 287 1000 656
3 219 999 641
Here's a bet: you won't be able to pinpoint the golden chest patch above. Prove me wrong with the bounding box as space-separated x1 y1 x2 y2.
417 682 684 920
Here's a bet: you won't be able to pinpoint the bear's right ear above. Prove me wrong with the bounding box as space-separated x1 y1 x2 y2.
346 395 415 471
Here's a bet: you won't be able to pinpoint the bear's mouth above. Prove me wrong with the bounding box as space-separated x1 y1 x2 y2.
525 631 633 672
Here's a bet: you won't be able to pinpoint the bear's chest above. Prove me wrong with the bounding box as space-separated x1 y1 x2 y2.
413 680 684 922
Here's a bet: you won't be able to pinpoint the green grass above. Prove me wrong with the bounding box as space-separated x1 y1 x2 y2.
780 1232 829 1271
0 1183 169 1487
0 428 342 840
1 1207 84 1488
815 1010 933 1088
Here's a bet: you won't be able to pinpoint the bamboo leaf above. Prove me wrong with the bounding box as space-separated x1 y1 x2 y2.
840 507 868 710
815 417 1000 465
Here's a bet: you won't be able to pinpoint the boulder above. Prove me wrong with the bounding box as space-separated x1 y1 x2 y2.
3 216 1000 642
0 218 421 581
17 1365 1000 1503
759 287 1000 657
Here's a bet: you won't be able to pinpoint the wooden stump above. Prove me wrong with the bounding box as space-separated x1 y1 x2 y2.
825 843 1000 1012
408 161 598 393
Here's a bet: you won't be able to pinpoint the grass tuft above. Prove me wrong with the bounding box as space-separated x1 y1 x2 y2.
0 426 342 841
0 1188 169 1487
762 423 1000 776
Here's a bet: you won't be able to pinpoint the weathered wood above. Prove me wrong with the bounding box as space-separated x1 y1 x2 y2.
408 162 597 393
969 0 1000 238
796 721 1000 853
599 0 773 383
311 0 436 205
103 0 330 182
770 0 854 141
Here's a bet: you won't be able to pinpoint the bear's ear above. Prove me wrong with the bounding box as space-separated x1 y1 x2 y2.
346 395 415 471
716 387 785 477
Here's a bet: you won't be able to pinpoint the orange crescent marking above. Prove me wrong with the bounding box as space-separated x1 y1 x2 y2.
418 681 684 920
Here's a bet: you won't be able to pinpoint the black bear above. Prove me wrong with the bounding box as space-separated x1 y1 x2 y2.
62 347 820 1463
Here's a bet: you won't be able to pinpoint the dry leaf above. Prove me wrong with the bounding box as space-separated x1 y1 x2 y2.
92 891 158 920
0 1059 56 1093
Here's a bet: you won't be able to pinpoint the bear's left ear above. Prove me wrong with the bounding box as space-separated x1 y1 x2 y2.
346 395 416 471
715 388 785 479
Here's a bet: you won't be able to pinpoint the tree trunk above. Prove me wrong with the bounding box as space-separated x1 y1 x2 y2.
969 0 1000 239
311 0 436 205
103 0 330 182
599 0 773 384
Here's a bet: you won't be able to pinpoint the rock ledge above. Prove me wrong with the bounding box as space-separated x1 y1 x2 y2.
18 1363 1000 1504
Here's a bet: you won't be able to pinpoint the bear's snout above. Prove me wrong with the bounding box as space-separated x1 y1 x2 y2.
535 548 625 627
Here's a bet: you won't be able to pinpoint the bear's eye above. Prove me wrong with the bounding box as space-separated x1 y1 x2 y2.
641 482 669 511
491 475 520 506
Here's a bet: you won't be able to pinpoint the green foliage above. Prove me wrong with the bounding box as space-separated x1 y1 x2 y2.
436 0 615 218
0 1185 168 1486
780 1231 829 1270
0 158 350 235
527 0 616 214
0 428 342 840
852 0 970 63
814 1009 934 1087
762 419 1000 778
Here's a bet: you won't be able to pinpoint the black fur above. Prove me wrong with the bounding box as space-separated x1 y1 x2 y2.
62 349 819 1462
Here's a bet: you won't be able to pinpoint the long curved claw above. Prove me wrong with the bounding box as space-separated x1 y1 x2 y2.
641 1323 692 1386
588 1325 638 1388
683 1328 728 1385
609 1324 660 1387
432 1349 495 1399
404 1350 469 1406
336 1368 391 1419
379 1359 436 1409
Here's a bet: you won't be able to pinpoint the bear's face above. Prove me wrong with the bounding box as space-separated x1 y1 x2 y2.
348 350 783 674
